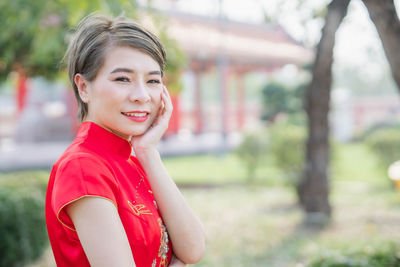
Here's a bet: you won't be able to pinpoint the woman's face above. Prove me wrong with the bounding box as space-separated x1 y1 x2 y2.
76 46 163 140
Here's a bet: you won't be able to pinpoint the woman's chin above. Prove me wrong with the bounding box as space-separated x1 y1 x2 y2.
126 127 148 137
108 126 146 140
113 122 153 139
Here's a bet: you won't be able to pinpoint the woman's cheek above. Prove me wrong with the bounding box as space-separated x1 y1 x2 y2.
151 89 163 109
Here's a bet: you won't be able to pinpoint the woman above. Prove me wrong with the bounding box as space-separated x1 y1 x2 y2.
45 13 205 267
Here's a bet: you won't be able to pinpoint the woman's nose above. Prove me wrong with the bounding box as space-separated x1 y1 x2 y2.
129 82 150 103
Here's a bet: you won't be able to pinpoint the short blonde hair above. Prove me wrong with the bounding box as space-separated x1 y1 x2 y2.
65 13 166 122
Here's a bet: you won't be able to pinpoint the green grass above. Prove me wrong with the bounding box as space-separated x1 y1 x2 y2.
10 142 400 266
163 154 246 184
332 142 391 185
172 143 400 266
0 170 49 189
182 182 400 266
163 153 282 186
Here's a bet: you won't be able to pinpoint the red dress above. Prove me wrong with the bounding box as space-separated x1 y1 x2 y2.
45 121 172 267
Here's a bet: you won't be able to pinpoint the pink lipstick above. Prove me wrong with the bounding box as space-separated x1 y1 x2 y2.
121 111 149 122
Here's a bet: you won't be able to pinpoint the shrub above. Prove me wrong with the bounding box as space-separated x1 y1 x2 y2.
235 129 268 182
261 81 306 122
309 243 400 267
0 172 48 267
364 128 400 170
359 122 400 142
268 124 306 187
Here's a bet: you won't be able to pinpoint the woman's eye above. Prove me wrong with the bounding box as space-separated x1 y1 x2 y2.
148 79 161 84
115 77 130 82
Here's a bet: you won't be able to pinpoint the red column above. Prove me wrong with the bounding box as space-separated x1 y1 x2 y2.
16 74 28 114
221 67 229 134
218 58 229 135
236 72 246 130
194 70 203 134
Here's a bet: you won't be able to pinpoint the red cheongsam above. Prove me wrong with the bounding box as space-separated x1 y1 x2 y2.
45 121 172 267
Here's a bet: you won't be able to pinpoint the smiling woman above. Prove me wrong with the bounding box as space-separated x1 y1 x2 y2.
45 14 205 267
74 47 163 139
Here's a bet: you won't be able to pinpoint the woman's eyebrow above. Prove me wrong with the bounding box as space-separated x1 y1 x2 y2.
110 67 134 74
148 70 161 76
109 68 161 76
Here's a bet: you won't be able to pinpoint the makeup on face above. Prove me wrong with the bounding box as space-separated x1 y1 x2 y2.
84 47 163 138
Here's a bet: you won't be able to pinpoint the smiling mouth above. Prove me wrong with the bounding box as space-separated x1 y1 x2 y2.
121 111 150 122
121 112 149 117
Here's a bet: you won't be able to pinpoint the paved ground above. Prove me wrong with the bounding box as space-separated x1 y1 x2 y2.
0 132 241 172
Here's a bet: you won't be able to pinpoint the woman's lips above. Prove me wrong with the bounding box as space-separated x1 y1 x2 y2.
121 111 149 122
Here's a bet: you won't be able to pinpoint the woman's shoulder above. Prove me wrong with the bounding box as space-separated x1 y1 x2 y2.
53 144 111 175
49 147 118 193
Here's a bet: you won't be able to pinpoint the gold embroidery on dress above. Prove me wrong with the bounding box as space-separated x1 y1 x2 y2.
158 218 169 267
151 258 157 267
127 201 153 216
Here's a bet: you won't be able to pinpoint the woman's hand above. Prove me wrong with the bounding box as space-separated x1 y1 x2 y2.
131 86 172 154
169 255 187 267
131 87 206 265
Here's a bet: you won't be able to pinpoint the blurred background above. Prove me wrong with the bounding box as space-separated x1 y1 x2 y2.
1 0 400 266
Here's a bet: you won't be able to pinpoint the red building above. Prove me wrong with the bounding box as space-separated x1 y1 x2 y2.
147 12 313 136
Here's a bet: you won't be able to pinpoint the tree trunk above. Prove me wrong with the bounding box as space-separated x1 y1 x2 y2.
298 0 350 223
363 0 400 90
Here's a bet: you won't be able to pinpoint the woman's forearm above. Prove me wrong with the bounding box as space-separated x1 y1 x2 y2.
135 148 206 264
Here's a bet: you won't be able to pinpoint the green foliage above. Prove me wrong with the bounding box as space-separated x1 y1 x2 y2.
233 123 306 185
161 34 186 95
268 124 306 187
0 0 63 80
360 122 400 141
0 172 48 267
1 0 186 95
261 80 306 121
149 13 187 95
65 0 137 26
309 243 400 267
364 128 400 170
262 82 287 120
1 0 187 83
234 129 269 182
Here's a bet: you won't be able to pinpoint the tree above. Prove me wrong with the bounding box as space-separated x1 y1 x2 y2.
258 0 400 224
0 0 67 81
0 0 185 119
261 80 307 122
298 0 351 223
363 0 400 91
0 0 137 82
261 82 289 122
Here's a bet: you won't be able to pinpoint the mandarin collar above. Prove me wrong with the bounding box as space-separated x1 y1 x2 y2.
76 121 132 159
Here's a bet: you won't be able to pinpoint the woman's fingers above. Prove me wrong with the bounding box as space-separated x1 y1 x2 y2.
150 86 171 129
131 87 172 151
162 86 173 116
164 86 172 108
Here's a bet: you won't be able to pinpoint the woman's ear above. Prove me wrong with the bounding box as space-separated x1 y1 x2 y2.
74 74 90 103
